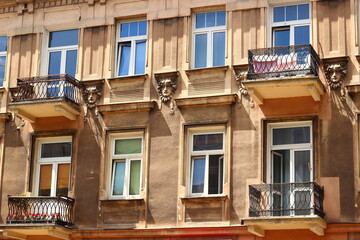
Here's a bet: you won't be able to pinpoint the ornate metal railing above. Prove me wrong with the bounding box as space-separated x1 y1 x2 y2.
247 44 320 80
10 74 81 106
249 182 324 218
6 196 75 227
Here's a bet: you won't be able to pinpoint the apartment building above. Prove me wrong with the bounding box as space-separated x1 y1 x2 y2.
0 0 358 239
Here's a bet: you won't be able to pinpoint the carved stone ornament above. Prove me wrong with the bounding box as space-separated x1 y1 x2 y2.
325 62 347 89
156 77 177 103
235 70 248 96
83 85 102 109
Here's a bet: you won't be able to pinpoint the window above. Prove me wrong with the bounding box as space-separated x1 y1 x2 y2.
0 36 7 87
271 4 310 47
193 11 226 68
116 21 147 76
47 29 78 77
109 133 143 198
268 122 312 184
35 137 72 197
189 130 225 196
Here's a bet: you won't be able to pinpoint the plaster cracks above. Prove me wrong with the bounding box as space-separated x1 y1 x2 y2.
155 73 178 115
325 62 347 99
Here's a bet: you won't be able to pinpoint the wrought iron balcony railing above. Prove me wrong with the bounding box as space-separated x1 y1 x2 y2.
247 44 320 80
6 196 75 227
10 74 81 106
249 182 324 218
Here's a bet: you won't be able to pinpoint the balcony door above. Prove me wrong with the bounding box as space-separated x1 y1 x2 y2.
268 122 313 216
35 137 72 197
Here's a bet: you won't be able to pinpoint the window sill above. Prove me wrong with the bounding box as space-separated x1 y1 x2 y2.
180 195 228 203
100 198 144 203
175 94 237 109
108 74 148 82
97 100 156 114
185 66 229 76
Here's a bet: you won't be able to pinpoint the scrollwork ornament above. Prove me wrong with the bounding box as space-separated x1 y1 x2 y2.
235 70 248 96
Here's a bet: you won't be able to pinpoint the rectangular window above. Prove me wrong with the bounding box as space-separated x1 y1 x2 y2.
0 36 7 87
110 133 143 198
116 21 147 76
272 4 310 47
190 131 225 196
35 137 72 197
193 11 226 68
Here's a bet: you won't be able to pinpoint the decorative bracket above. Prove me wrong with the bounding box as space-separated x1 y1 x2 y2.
17 1 34 15
154 71 178 114
88 0 106 6
323 57 349 100
83 80 104 118
235 70 248 96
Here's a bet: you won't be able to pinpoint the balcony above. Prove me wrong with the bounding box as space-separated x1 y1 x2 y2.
3 196 74 239
243 45 325 104
9 74 81 122
243 182 326 237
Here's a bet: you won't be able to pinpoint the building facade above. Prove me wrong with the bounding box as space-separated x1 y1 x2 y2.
0 0 359 239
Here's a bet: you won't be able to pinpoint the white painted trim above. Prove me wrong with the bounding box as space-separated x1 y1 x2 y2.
192 11 226 68
108 132 144 199
34 136 72 197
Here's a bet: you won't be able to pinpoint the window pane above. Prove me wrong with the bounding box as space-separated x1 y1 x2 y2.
194 34 207 68
208 155 223 194
192 157 205 194
113 161 125 195
41 142 72 158
274 29 290 47
295 151 311 182
118 42 131 76
273 126 310 145
115 138 142 155
193 133 223 151
196 13 206 28
216 11 226 26
295 25 310 45
274 7 285 22
39 164 52 196
0 56 6 86
130 22 138 37
49 30 78 47
206 12 215 27
286 5 297 21
120 23 130 38
56 163 70 196
298 4 309 20
0 36 7 52
135 40 146 75
213 32 225 67
65 50 77 77
139 21 147 35
129 160 141 195
48 51 61 75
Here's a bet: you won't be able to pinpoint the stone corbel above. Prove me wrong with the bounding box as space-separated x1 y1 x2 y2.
17 1 34 15
88 0 106 6
154 71 178 115
233 65 249 96
323 57 349 100
83 80 104 118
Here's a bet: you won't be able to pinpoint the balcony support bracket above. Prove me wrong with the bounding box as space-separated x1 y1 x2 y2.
55 105 77 120
12 109 35 123
310 225 324 236
308 86 321 102
247 88 263 105
48 229 70 240
3 230 27 240
247 225 265 237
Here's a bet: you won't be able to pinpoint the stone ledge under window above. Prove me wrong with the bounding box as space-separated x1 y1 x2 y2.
185 66 229 76
97 101 156 114
175 94 237 109
107 74 148 83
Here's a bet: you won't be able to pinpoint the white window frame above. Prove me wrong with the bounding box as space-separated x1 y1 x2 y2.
109 132 144 199
34 136 72 197
115 20 147 77
266 121 313 184
192 11 226 68
0 36 7 86
188 128 225 197
46 31 78 75
269 3 311 47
